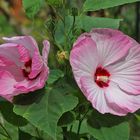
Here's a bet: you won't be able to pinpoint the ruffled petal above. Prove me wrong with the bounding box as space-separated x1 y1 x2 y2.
80 76 124 115
17 44 30 63
70 35 99 88
105 82 140 116
15 65 49 92
90 28 132 66
0 37 50 102
3 36 45 79
3 36 38 56
107 45 140 95
28 51 43 79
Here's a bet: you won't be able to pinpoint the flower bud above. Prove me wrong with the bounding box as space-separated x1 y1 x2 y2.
57 51 68 64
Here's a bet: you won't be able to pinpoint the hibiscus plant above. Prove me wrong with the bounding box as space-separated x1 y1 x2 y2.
0 0 140 140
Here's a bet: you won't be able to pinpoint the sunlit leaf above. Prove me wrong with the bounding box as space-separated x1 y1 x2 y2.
47 69 64 84
14 88 78 139
83 0 140 11
77 15 122 31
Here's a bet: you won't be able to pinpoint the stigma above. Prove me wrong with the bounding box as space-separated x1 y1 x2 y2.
94 67 110 88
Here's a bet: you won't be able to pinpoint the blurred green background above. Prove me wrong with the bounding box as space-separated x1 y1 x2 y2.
0 0 139 42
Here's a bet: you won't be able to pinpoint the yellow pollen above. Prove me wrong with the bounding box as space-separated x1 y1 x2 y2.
96 76 109 83
23 66 31 73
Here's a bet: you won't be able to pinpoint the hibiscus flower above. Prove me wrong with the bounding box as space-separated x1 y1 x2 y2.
0 36 50 101
70 28 140 116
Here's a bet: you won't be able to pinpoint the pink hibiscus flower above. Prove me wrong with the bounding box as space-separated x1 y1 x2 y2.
70 28 140 116
0 36 50 102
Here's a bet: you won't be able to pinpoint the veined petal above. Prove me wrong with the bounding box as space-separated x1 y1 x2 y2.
80 76 125 115
0 36 50 102
42 40 50 64
0 71 18 101
28 51 43 79
3 36 38 56
3 36 45 79
15 65 49 92
70 35 99 88
105 82 140 116
107 45 140 95
17 44 30 63
90 28 132 66
0 43 21 66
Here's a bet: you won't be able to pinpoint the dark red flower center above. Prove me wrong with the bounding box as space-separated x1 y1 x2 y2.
22 59 32 78
94 67 110 88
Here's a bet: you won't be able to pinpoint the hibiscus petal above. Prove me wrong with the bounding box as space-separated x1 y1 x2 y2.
107 45 140 95
15 65 49 92
90 28 132 66
3 36 45 79
42 40 50 64
70 35 99 88
3 36 38 56
105 82 140 116
0 71 18 101
80 76 125 115
17 44 30 63
0 43 22 66
28 51 43 79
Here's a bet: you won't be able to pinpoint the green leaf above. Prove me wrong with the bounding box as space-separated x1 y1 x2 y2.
13 88 45 105
0 102 27 126
134 114 140 121
19 129 33 140
20 124 63 140
58 111 76 127
54 15 121 47
14 88 78 140
47 69 64 84
55 16 73 47
83 0 140 12
77 15 122 31
0 113 18 140
87 111 129 140
47 0 63 6
23 0 44 18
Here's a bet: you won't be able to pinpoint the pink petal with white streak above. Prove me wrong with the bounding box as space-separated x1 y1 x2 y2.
105 82 140 115
107 44 140 95
70 35 99 89
0 71 18 101
3 36 38 56
91 28 132 66
80 76 127 116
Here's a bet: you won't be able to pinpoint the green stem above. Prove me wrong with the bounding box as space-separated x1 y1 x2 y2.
77 106 90 135
67 15 76 37
72 15 76 32
62 127 67 140
69 125 73 132
77 119 82 135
